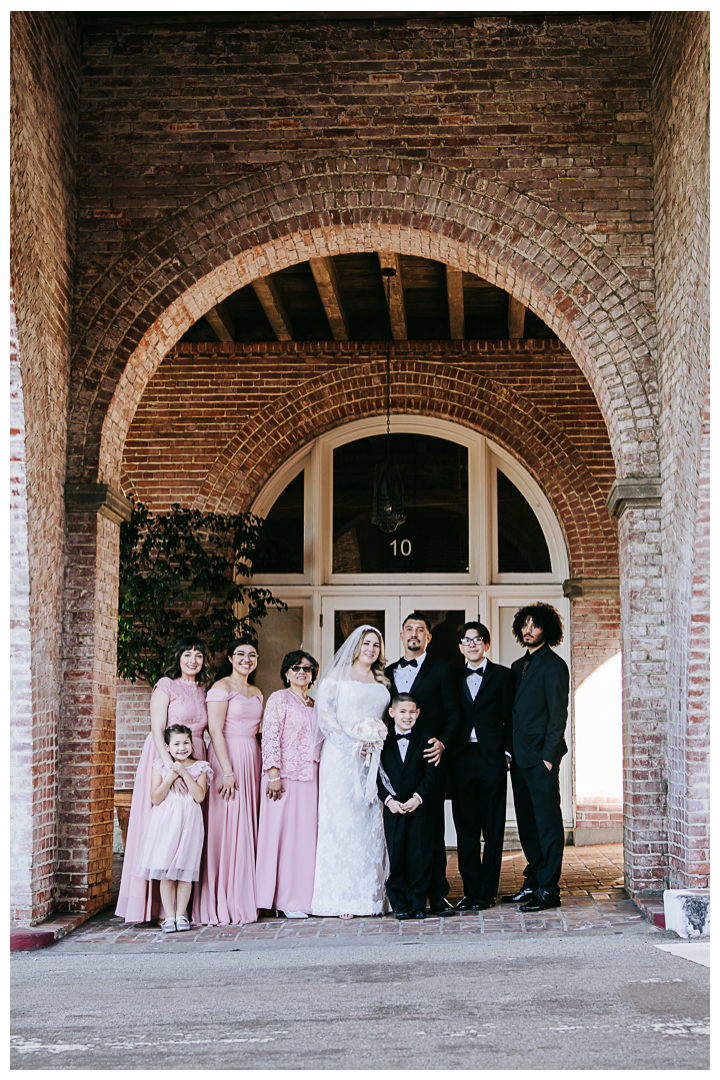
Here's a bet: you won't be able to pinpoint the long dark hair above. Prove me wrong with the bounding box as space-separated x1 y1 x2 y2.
212 637 258 686
511 603 564 648
162 635 210 685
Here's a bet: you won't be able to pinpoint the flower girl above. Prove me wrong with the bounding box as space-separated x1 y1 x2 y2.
132 724 213 932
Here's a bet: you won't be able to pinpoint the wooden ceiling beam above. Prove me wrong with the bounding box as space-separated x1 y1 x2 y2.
446 266 465 339
377 252 408 340
508 296 526 338
309 256 349 340
252 276 293 340
205 301 235 342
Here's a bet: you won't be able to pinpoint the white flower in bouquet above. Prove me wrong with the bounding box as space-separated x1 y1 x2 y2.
350 717 387 746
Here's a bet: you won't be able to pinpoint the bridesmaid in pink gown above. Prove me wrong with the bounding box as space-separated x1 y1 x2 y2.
115 636 210 923
199 638 263 926
256 651 323 918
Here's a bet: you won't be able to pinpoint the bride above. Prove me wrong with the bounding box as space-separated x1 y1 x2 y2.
311 625 391 919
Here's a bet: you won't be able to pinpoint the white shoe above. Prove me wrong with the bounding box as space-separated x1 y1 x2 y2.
160 918 176 933
283 911 309 919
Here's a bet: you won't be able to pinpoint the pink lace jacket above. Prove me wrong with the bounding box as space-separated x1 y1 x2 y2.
261 689 321 782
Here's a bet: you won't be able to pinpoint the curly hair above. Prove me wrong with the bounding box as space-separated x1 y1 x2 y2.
351 627 391 687
162 636 210 685
511 603 564 648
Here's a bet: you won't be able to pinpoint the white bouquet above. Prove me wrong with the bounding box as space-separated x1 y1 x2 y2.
349 718 387 804
350 717 388 746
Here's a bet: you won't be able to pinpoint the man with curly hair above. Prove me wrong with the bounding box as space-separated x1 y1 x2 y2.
503 602 569 912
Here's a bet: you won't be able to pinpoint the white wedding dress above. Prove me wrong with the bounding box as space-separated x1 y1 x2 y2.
311 676 391 916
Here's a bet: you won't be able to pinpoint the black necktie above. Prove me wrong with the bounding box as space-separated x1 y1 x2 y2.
521 652 531 680
399 657 418 668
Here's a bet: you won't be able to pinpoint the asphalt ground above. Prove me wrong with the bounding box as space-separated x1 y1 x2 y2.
11 931 709 1070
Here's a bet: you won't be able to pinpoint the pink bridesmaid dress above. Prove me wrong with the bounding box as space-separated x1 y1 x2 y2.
199 688 263 925
115 676 208 923
256 689 321 915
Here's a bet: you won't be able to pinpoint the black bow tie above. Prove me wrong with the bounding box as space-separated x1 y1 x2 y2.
396 731 411 740
399 657 418 668
466 664 485 675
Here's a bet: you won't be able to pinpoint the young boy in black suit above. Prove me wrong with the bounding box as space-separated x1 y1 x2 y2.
377 693 438 920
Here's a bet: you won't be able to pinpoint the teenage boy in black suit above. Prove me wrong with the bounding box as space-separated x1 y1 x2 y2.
448 621 514 910
385 612 462 916
504 602 569 912
377 693 438 919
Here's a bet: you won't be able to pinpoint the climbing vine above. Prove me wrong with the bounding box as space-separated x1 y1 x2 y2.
118 500 285 684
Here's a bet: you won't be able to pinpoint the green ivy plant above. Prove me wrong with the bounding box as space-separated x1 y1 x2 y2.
118 500 286 685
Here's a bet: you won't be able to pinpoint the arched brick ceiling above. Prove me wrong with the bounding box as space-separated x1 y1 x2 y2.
72 159 660 486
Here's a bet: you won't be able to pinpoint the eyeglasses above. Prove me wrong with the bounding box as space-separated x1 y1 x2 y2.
233 652 257 660
460 637 485 646
289 665 315 673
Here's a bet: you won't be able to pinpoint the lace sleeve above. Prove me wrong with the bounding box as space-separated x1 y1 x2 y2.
316 677 352 747
261 692 285 770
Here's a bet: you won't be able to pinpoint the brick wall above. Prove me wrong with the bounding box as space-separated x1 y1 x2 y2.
115 680 153 789
9 13 81 925
70 13 659 495
122 338 619 575
76 14 653 292
10 285 35 922
576 800 623 830
651 12 710 889
57 511 120 913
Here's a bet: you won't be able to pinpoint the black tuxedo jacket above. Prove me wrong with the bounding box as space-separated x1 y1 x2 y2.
385 654 462 754
451 659 514 777
377 728 439 805
509 643 569 768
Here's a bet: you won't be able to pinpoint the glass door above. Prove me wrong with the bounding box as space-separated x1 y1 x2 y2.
320 595 401 672
398 595 481 670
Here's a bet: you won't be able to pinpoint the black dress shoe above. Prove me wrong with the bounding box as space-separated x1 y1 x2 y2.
429 899 457 917
410 910 425 920
394 911 411 920
501 886 536 904
456 897 483 911
476 898 497 910
520 889 561 912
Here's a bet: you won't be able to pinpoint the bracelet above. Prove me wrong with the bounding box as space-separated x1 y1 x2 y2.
267 776 281 784
222 773 235 779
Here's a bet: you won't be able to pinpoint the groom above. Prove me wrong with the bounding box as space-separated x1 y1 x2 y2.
385 612 462 916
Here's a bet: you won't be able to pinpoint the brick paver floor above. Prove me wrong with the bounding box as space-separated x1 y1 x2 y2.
53 843 650 953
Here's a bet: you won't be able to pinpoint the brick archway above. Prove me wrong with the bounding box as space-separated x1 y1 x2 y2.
58 157 665 916
65 156 658 488
192 360 617 580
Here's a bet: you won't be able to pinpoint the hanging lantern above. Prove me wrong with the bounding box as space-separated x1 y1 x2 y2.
372 460 406 533
372 266 406 533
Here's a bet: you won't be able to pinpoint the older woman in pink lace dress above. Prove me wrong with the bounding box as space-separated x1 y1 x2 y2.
256 651 322 919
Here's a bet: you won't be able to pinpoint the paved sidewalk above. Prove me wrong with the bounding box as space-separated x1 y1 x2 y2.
53 843 647 953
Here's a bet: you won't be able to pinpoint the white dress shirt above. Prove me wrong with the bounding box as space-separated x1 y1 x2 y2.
384 728 423 806
393 650 427 693
465 659 487 742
